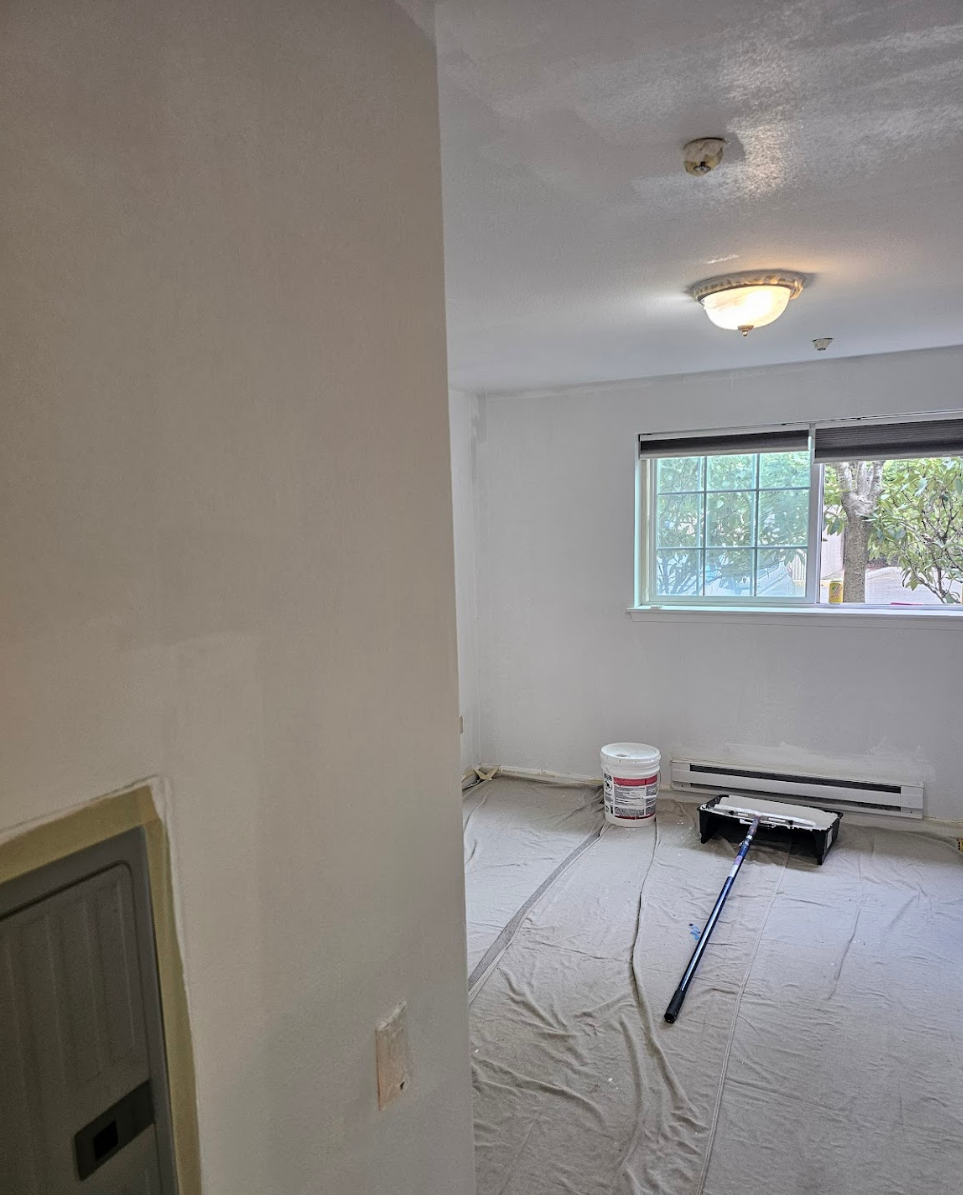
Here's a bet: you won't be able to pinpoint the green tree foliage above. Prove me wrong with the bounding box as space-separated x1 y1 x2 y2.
873 457 963 602
824 457 963 603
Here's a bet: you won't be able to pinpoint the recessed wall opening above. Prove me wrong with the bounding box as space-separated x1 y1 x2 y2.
0 786 201 1194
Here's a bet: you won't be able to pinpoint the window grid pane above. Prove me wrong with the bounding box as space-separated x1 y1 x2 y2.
657 456 705 494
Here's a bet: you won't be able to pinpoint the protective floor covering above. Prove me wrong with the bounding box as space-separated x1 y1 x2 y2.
466 777 963 1195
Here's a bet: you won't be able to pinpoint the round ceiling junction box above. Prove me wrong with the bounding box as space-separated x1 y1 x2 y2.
683 137 726 175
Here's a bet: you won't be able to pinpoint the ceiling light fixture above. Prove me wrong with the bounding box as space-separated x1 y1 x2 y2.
690 271 805 336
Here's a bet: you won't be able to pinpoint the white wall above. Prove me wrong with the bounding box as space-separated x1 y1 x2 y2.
0 3 475 1194
449 390 482 773
475 346 963 821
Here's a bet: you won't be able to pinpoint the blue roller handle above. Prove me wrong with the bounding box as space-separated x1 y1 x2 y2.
664 817 761 1024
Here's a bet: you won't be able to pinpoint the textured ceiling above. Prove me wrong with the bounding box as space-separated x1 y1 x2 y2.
434 0 963 393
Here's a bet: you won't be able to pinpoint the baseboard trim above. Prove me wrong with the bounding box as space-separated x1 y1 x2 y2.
490 765 603 787
490 766 963 836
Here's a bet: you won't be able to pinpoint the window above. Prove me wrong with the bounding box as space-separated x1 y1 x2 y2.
638 418 963 611
652 450 813 601
817 458 963 606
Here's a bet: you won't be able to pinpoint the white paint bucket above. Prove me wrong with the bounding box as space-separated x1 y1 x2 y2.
601 743 661 828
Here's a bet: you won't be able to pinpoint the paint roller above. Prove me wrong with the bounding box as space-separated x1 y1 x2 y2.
664 794 842 1024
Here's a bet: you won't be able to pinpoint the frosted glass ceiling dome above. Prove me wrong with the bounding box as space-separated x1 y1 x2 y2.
691 272 805 336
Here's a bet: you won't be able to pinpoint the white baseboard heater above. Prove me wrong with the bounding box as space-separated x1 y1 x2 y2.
670 758 924 819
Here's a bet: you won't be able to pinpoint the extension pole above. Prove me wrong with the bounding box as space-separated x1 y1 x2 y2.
664 817 761 1024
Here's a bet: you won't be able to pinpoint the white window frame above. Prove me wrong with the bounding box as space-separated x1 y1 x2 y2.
634 416 963 616
636 437 822 608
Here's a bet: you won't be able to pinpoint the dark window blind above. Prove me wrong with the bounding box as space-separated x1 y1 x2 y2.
812 418 963 463
638 428 809 459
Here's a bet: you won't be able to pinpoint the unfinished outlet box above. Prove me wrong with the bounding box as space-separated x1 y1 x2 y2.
375 1003 410 1110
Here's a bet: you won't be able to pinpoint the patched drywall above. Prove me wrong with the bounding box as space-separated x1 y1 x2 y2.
472 346 963 822
436 0 963 391
0 3 475 1194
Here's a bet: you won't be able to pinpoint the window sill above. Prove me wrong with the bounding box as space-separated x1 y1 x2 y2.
626 603 963 628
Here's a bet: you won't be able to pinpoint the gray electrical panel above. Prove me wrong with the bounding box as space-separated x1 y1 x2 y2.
0 828 178 1193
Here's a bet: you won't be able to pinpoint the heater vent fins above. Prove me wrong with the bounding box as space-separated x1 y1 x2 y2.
687 764 902 795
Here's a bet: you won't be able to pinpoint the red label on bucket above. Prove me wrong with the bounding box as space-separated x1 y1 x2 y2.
603 768 660 823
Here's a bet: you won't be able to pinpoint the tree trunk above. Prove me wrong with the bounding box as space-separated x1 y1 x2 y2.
833 462 884 604
841 517 869 602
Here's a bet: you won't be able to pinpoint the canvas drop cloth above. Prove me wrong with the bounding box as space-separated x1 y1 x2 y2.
465 776 963 1195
